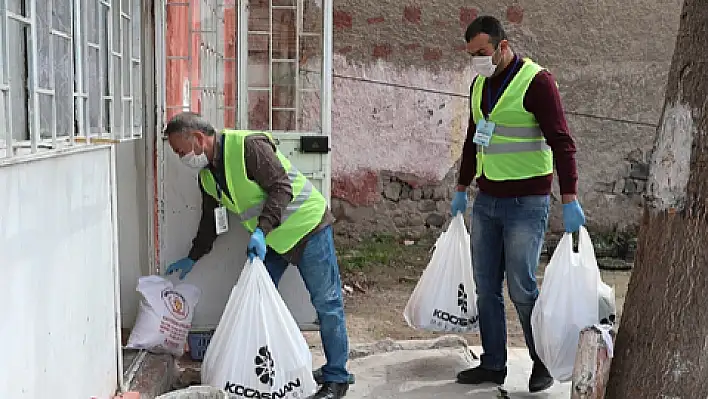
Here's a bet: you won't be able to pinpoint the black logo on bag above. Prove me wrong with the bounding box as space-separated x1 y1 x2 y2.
430 282 478 330
457 283 468 313
223 345 304 398
255 346 276 386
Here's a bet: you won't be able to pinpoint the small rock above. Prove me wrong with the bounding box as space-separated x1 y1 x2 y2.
425 213 445 228
404 240 415 246
623 179 639 194
383 181 402 201
156 386 228 399
407 214 424 226
418 199 437 212
393 216 407 227
436 200 450 213
629 162 650 180
411 188 423 201
432 186 448 200
402 226 426 239
597 257 633 270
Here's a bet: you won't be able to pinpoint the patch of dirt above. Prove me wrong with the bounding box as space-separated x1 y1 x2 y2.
334 231 632 348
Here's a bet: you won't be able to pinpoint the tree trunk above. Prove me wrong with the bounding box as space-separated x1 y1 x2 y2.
605 1 708 397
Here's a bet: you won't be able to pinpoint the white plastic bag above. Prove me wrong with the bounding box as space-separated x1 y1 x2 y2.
202 258 316 398
531 226 601 381
403 214 479 333
598 279 617 325
126 275 202 357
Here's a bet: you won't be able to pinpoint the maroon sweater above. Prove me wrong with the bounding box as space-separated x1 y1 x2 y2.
458 55 578 196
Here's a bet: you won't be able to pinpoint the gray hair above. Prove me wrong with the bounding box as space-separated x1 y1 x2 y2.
164 112 216 137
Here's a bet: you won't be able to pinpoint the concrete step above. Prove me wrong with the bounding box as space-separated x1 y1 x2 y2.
122 349 178 399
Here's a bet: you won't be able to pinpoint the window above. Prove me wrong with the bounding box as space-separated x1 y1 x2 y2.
164 0 323 133
0 0 143 159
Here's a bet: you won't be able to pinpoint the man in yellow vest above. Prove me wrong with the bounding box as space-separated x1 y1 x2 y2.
163 112 351 399
452 16 586 392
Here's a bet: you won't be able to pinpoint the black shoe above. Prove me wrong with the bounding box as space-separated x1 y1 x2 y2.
307 382 349 399
456 365 507 385
528 361 554 392
313 368 355 385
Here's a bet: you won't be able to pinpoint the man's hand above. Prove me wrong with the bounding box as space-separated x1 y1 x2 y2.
166 257 196 280
562 197 586 233
451 190 469 216
247 228 267 262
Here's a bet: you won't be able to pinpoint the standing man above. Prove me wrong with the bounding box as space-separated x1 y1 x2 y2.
163 112 350 399
452 16 585 392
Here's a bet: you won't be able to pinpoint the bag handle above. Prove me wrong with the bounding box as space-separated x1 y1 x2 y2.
578 226 601 272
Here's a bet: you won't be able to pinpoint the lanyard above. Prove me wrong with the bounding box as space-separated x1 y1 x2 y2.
212 134 226 204
215 180 223 203
485 57 520 119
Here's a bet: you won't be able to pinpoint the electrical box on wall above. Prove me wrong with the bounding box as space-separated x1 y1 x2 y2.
300 136 330 154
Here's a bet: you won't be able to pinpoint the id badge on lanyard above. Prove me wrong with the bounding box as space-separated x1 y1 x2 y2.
473 119 495 147
214 183 229 235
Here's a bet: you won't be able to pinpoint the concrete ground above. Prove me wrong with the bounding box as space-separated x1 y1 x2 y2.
312 336 571 399
157 335 570 398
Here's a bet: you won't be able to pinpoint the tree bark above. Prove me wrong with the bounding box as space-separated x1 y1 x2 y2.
605 1 708 397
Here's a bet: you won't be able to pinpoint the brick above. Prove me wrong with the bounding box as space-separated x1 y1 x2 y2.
403 6 421 24
423 47 443 61
367 16 385 24
372 44 392 59
403 43 421 51
507 5 524 24
337 46 353 55
459 7 478 26
334 10 353 29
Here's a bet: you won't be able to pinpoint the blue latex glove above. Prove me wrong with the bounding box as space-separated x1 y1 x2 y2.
247 228 267 262
451 191 468 216
166 257 195 280
562 200 586 233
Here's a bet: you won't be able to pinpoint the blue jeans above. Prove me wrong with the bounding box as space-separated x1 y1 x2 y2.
264 225 351 383
470 192 550 371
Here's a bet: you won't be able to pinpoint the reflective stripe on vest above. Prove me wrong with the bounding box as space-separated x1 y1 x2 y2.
471 58 554 181
236 167 314 222
483 140 551 155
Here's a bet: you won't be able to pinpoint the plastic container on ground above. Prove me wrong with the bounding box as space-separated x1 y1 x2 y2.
155 386 227 399
187 330 214 361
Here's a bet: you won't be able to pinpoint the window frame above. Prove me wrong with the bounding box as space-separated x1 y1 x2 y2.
0 0 144 162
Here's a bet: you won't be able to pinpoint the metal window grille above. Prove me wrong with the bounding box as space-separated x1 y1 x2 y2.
0 0 143 160
243 0 322 133
163 0 323 133
164 0 227 130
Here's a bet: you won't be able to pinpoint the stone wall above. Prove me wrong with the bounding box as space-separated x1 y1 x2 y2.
332 167 459 241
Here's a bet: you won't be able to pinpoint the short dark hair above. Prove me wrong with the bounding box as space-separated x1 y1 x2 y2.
464 15 507 46
164 111 216 137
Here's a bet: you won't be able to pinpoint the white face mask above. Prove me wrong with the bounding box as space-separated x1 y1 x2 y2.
180 150 209 169
471 47 501 78
472 55 497 77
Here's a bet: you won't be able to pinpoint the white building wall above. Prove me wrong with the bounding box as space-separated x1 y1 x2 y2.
116 139 150 328
0 147 120 398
